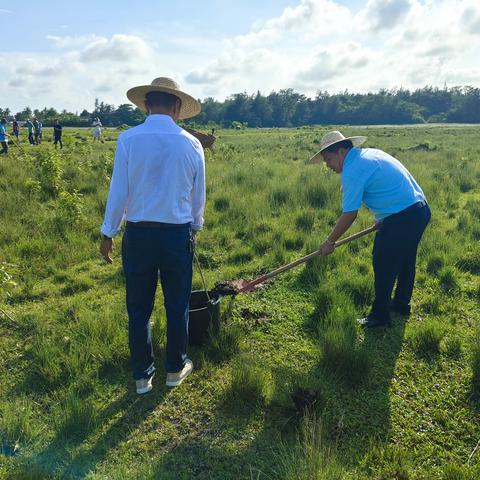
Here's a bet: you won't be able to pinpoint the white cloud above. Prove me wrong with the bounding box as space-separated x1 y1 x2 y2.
79 34 151 63
461 4 480 34
358 0 413 31
2 1 480 112
47 34 103 49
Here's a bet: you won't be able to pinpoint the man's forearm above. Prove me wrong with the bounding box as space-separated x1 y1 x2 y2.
326 211 358 243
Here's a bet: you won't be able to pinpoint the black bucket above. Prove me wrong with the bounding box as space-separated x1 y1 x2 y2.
188 290 220 346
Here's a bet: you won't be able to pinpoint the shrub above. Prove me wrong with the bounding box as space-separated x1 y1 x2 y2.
33 149 62 196
56 190 85 227
408 319 445 357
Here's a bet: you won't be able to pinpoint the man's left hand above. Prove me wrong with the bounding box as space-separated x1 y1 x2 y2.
320 240 335 256
100 237 114 264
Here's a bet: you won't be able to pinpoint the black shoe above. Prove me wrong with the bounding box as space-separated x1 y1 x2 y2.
389 302 411 316
357 316 391 328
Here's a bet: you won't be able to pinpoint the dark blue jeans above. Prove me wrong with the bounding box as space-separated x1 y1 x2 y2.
370 202 431 322
122 222 193 379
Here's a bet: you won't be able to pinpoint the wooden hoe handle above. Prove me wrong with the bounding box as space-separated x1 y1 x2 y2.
237 224 379 293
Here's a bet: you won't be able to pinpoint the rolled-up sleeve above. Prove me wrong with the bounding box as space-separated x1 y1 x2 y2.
191 149 206 231
101 139 129 237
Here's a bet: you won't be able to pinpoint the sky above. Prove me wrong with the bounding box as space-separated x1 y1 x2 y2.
2 0 480 113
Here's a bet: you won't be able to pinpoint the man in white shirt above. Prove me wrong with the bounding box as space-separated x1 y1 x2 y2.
100 77 205 394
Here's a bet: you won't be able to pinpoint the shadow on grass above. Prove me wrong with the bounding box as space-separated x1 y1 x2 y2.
28 382 172 478
319 317 408 468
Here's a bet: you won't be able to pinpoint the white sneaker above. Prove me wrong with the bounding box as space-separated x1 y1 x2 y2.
136 374 154 395
166 359 193 387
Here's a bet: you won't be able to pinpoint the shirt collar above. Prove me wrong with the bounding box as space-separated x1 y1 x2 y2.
145 114 176 125
343 147 359 165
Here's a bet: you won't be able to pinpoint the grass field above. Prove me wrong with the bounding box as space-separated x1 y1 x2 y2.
0 124 480 479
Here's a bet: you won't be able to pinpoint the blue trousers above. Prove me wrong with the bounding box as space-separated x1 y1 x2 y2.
122 223 193 379
370 202 431 322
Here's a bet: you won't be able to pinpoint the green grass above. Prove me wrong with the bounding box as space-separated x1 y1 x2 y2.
0 125 480 478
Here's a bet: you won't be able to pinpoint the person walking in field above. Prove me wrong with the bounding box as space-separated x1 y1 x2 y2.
310 131 430 328
53 119 63 149
92 117 103 142
100 77 205 394
37 120 43 144
25 119 35 145
33 118 40 145
12 118 19 140
0 118 9 155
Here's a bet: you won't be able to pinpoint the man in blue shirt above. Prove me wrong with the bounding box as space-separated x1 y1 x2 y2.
310 131 430 328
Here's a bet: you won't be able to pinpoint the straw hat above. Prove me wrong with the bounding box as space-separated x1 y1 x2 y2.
308 131 367 164
126 77 201 119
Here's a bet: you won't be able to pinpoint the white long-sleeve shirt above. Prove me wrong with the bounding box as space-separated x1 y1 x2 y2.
101 114 206 238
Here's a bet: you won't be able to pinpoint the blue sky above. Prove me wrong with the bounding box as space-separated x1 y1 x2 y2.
2 0 479 113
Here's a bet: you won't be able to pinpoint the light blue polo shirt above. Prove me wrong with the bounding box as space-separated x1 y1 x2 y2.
341 148 425 220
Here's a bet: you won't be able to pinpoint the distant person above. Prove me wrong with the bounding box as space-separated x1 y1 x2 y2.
0 118 8 154
37 120 43 144
33 118 40 145
25 119 34 145
12 118 19 140
309 131 430 328
53 119 63 149
100 77 205 394
92 117 103 142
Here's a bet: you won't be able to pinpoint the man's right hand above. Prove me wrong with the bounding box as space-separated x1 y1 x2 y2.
100 237 113 264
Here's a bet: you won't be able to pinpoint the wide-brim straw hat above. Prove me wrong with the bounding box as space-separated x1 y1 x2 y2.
308 130 367 164
126 77 201 120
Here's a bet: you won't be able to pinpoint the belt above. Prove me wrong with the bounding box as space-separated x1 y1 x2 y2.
388 200 427 219
126 221 190 229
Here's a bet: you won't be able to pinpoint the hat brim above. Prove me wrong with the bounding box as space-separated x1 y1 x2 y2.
307 136 367 164
126 85 201 120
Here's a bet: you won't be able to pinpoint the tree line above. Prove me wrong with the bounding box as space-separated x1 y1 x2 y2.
2 86 480 128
